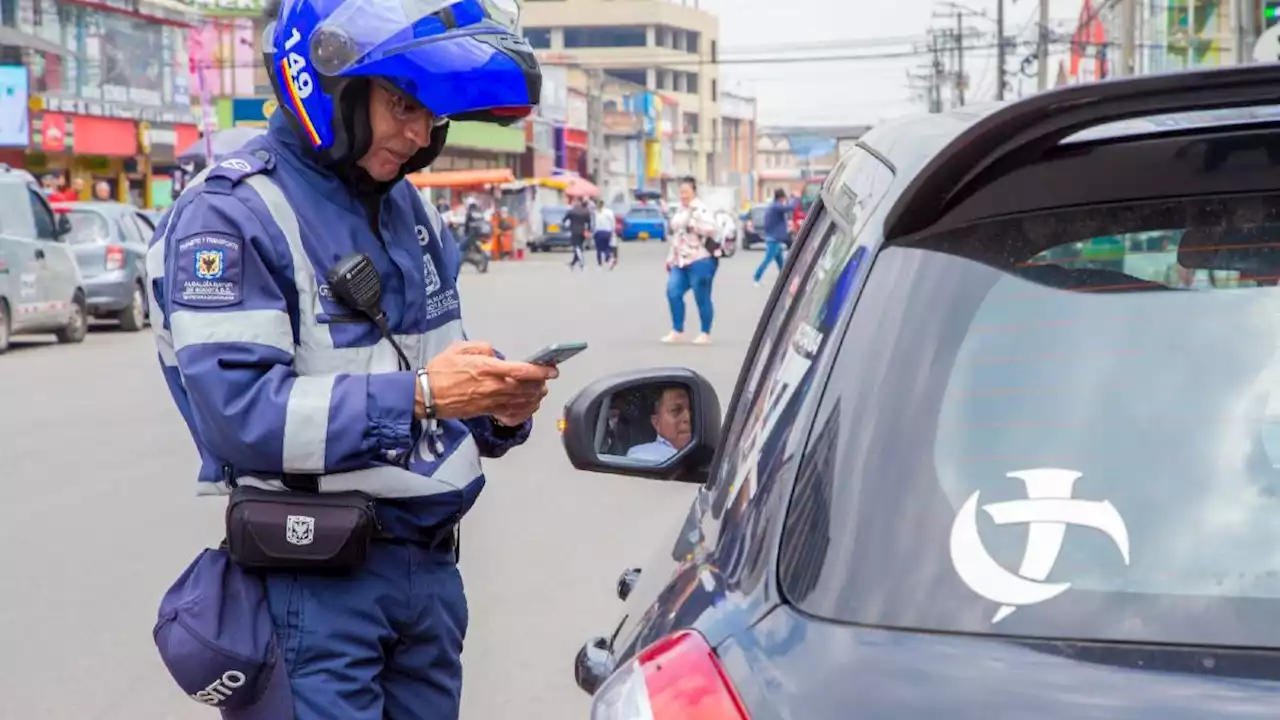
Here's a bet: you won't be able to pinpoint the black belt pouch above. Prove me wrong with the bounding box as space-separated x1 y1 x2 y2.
226 483 378 574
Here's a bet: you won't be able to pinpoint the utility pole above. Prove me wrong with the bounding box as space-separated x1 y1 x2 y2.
995 0 1006 99
585 68 605 185
1119 0 1136 76
1037 0 1050 90
955 12 966 105
932 33 945 111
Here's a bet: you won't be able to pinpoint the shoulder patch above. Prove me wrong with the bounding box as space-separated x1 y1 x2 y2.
171 233 244 308
200 151 275 195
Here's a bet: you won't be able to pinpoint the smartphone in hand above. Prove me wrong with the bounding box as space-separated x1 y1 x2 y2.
525 342 588 366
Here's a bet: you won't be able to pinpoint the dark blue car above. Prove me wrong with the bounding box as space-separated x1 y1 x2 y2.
561 65 1280 718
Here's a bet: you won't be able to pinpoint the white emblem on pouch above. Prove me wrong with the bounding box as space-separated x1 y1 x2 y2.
949 468 1130 624
285 514 316 546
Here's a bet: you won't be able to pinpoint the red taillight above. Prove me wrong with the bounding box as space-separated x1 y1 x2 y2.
105 245 125 271
591 630 749 720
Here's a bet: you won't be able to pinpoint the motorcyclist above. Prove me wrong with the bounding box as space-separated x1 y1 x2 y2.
146 0 549 717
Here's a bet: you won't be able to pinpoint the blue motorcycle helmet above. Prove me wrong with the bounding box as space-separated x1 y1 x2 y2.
261 0 541 172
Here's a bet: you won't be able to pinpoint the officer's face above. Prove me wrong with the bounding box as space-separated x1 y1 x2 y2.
651 388 692 450
362 81 435 182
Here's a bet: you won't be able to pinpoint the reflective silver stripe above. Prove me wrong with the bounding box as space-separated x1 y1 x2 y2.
149 169 211 368
241 175 333 361
296 319 466 375
282 375 334 473
170 308 294 354
197 452 480 498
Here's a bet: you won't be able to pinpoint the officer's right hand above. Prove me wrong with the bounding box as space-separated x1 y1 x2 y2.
418 341 557 421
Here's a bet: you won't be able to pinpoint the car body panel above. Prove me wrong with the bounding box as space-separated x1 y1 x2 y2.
52 202 149 317
719 605 1280 720
0 169 85 338
532 205 572 250
576 67 1280 716
621 207 666 241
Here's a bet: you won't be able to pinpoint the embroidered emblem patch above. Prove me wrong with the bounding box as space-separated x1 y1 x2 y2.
172 234 244 307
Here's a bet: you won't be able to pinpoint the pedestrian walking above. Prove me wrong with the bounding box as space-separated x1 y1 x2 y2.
593 199 616 268
663 176 721 345
754 188 792 285
147 1 555 718
563 196 593 271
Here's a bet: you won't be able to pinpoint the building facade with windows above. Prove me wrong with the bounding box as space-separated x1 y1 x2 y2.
719 90 756 205
12 0 202 207
521 0 720 185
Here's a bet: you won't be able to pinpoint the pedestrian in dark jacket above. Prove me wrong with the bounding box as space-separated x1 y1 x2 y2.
563 197 593 271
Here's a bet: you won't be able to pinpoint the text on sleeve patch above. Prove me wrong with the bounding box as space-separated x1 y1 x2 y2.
172 234 244 307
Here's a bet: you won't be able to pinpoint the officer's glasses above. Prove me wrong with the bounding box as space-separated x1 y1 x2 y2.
374 80 448 128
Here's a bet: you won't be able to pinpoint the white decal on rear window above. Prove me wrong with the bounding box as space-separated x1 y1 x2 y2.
949 468 1131 623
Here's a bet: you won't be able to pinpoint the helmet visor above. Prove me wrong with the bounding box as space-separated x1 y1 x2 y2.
311 0 521 76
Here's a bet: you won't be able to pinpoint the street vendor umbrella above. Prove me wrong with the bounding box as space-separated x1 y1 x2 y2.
564 176 599 198
177 127 267 163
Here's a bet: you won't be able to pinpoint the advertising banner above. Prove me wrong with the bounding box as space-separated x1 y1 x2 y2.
184 0 266 17
231 96 279 127
101 13 165 106
0 66 29 147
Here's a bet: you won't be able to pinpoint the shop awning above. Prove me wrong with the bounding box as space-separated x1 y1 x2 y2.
0 26 76 58
408 168 515 189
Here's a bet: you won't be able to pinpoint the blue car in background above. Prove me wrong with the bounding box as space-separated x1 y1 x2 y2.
620 205 666 242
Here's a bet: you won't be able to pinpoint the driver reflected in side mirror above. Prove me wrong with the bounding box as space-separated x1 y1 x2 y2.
598 383 694 464
561 367 722 483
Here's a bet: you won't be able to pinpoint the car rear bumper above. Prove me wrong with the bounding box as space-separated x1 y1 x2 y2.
83 271 134 315
533 233 574 247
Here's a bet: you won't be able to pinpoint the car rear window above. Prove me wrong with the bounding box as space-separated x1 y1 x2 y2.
750 207 768 226
780 191 1280 649
628 207 661 219
62 211 111 245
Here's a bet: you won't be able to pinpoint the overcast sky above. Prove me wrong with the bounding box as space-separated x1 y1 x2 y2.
697 0 1089 126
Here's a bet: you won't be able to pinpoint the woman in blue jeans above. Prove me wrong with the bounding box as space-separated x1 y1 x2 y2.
663 177 721 345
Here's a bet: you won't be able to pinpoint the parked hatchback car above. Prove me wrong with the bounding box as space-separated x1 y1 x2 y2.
0 166 85 353
51 201 153 331
562 65 1280 718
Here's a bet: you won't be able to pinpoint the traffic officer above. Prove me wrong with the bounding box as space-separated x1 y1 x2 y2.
146 0 551 717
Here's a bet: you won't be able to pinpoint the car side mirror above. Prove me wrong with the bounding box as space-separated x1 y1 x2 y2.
55 213 72 237
561 367 722 484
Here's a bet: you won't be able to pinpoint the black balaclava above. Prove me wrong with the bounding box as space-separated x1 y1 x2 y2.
326 78 451 200
272 72 450 202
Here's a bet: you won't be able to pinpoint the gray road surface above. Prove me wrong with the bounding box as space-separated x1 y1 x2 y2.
0 241 773 719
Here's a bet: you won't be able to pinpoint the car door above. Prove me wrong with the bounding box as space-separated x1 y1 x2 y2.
122 210 152 281
0 185 40 330
28 186 77 323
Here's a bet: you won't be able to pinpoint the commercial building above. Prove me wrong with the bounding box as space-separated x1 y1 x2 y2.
521 0 720 184
755 125 867 200
719 90 756 205
13 0 202 207
1084 0 1272 78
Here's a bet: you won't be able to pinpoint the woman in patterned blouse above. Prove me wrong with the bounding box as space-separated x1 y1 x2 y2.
663 176 722 345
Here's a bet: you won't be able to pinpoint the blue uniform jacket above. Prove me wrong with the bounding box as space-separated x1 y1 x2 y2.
148 115 530 539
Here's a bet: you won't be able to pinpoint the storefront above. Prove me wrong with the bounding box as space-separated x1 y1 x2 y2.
26 100 199 206
17 0 200 205
433 121 526 174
